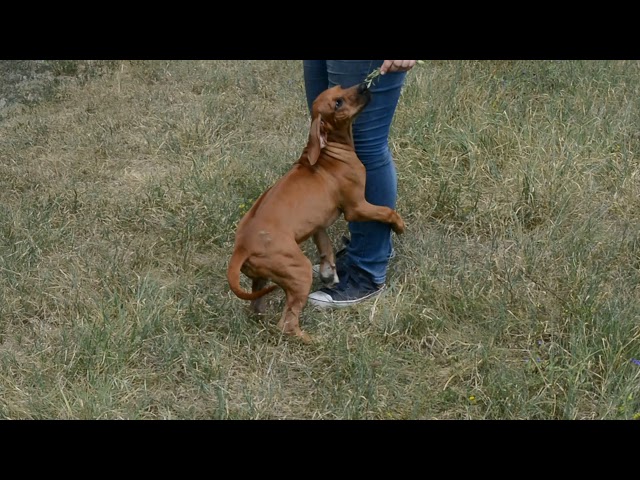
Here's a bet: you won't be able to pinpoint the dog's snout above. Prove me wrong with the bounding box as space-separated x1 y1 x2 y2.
357 82 372 105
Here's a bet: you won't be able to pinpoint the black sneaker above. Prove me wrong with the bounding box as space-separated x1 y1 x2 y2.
308 264 386 309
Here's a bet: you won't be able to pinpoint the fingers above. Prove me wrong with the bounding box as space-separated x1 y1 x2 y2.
380 60 417 74
380 60 394 75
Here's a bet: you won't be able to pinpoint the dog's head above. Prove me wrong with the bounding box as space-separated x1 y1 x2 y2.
304 83 371 165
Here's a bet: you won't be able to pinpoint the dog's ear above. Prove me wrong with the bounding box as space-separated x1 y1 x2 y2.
305 114 327 165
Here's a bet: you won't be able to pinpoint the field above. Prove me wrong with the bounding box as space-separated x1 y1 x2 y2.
0 60 639 419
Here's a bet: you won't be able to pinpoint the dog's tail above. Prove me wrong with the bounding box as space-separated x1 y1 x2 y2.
227 246 278 301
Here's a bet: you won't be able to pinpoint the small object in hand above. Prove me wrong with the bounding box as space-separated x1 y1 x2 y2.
365 61 423 88
364 67 382 88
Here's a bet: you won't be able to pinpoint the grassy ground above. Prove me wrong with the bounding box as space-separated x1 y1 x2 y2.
0 60 639 419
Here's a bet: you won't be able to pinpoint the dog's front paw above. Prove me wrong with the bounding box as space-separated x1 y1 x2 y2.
319 261 339 285
392 215 406 234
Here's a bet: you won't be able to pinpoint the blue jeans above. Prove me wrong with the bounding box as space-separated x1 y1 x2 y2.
303 60 407 285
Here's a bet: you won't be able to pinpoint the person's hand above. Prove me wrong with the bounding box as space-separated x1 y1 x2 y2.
380 60 417 74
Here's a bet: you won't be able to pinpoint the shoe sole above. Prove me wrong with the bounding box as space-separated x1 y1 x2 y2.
307 284 387 309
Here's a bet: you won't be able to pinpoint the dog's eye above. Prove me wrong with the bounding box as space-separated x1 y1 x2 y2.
335 98 343 110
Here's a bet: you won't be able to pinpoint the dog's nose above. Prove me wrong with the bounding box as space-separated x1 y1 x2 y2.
357 82 369 94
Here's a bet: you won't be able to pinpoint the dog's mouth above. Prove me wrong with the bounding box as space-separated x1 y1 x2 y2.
352 82 372 114
357 82 372 104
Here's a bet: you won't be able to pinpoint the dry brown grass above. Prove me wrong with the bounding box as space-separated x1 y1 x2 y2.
1 60 639 419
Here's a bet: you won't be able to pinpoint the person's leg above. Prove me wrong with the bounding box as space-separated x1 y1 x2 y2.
303 60 407 307
336 61 405 284
303 60 329 112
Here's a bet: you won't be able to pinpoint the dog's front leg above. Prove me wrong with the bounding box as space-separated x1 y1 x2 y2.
343 203 406 234
312 229 338 285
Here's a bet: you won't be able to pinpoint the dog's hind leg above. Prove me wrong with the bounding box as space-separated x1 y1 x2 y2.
278 291 313 344
312 229 338 285
250 277 270 314
274 251 313 344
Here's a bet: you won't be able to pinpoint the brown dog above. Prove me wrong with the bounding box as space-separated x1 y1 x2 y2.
226 82 405 343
